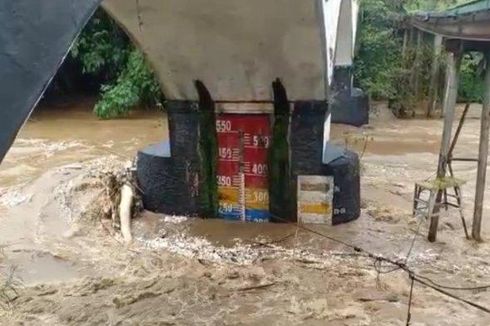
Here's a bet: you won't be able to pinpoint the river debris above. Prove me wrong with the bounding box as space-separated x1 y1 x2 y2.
0 266 21 311
51 157 143 239
138 230 369 268
119 184 135 243
163 215 188 224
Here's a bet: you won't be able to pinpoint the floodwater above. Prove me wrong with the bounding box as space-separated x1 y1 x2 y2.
1 99 490 325
0 97 168 188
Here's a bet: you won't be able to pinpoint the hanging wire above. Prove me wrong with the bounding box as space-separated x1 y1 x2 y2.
270 213 490 315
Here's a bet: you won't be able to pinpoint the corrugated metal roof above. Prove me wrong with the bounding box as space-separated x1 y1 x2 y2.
410 0 490 41
414 0 490 18
446 0 490 16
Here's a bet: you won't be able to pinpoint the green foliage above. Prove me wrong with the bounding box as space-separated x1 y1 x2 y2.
355 0 483 106
94 50 162 119
268 109 291 220
71 9 129 81
459 53 485 103
71 9 162 119
354 0 404 99
198 108 219 218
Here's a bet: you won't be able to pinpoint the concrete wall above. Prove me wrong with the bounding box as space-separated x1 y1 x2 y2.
137 102 201 215
330 0 369 127
322 0 342 86
138 99 360 223
290 102 360 224
335 0 355 66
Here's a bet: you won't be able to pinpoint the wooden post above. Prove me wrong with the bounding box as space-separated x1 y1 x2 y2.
428 50 462 242
402 29 409 60
410 30 423 100
440 59 450 118
414 30 423 101
409 27 415 46
472 51 490 242
427 35 443 118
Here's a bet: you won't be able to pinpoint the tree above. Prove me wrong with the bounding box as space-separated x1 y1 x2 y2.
71 9 162 119
354 0 404 99
354 0 481 105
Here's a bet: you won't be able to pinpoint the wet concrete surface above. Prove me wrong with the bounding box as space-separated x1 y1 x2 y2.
1 100 490 325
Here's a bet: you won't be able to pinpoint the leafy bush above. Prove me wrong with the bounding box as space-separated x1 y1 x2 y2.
71 9 162 119
94 50 162 119
71 9 129 82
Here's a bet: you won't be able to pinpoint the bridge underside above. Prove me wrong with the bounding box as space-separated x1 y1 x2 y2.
0 0 333 162
102 0 328 102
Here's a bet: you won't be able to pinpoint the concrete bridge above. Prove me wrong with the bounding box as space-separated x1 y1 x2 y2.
0 1 364 224
0 0 364 162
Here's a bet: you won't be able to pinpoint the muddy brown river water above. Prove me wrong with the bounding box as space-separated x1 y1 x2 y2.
0 98 168 188
1 100 490 325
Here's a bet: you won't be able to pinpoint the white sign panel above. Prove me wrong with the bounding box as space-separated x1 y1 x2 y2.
298 175 334 225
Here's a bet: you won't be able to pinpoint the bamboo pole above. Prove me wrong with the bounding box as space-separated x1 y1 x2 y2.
428 50 462 242
472 52 490 242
